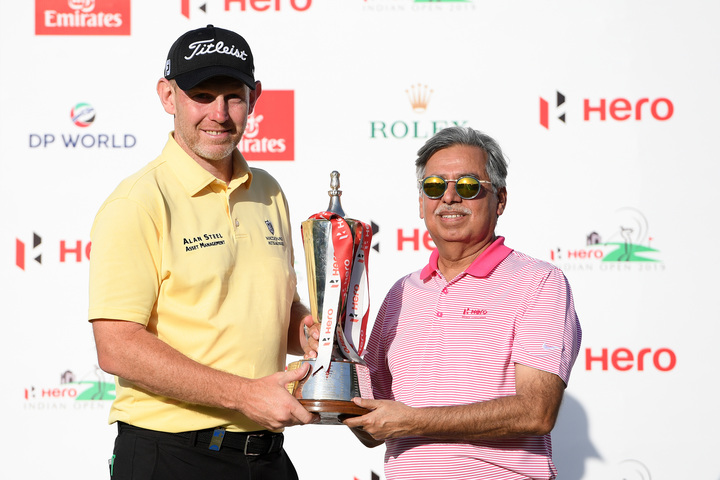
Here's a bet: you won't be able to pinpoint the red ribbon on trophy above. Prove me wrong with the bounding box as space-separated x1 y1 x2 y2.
303 212 372 375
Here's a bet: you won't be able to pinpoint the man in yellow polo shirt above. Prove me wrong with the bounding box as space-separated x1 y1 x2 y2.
88 25 319 480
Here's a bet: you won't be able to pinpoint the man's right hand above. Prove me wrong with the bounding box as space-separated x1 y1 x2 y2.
239 362 319 430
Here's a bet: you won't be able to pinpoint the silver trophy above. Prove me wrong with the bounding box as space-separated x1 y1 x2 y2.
287 171 374 424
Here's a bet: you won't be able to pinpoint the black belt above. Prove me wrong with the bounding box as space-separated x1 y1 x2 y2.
118 422 284 455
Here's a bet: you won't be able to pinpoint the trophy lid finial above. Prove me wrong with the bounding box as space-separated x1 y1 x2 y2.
327 171 346 217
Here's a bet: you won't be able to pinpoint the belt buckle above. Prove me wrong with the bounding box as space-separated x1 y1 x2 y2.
243 434 262 456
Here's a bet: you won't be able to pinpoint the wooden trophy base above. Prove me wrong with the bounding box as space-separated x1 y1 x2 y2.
299 399 370 425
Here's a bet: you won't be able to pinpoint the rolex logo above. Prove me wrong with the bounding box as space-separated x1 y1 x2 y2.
406 84 433 112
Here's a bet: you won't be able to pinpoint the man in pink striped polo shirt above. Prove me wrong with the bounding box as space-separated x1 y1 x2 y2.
344 126 582 479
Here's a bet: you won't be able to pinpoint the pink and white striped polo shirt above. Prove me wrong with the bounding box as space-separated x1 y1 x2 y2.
364 237 581 480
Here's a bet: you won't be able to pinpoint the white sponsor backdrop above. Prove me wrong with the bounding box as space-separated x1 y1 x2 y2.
2 1 719 479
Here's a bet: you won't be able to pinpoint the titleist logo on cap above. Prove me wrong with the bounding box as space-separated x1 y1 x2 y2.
165 25 256 90
184 39 249 61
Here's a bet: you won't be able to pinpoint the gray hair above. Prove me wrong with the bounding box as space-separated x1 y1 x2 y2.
415 126 508 191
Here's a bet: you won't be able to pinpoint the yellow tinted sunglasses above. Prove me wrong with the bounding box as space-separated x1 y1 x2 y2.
419 175 492 200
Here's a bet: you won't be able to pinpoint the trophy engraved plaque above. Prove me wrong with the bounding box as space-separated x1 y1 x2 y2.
287 171 375 424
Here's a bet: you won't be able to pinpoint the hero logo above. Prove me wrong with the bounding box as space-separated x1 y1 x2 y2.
397 228 435 252
369 223 432 254
585 347 676 372
35 0 131 35
16 232 91 271
15 233 43 271
181 0 312 19
540 90 674 129
238 90 294 161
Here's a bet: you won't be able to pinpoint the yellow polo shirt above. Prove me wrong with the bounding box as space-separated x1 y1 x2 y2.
89 133 299 432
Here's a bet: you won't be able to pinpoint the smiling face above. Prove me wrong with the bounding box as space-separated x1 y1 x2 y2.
419 144 507 257
157 76 261 167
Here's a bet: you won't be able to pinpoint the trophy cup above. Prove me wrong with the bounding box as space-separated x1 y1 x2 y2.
287 171 375 424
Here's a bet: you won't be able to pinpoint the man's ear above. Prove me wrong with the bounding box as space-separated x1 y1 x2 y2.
157 78 176 115
496 187 507 217
248 81 262 114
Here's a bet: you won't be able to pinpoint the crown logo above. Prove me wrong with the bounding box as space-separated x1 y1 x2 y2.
406 84 433 112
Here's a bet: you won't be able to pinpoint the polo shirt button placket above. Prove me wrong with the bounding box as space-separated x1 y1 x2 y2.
437 284 448 318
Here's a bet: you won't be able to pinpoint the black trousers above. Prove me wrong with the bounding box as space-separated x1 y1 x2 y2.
110 423 299 480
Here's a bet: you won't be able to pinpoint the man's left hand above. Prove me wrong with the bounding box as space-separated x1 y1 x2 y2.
343 397 417 441
299 315 319 359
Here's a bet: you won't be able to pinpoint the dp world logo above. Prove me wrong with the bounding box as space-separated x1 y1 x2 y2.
70 102 95 127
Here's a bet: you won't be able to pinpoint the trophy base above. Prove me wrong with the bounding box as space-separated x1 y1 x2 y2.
287 358 374 425
300 399 370 425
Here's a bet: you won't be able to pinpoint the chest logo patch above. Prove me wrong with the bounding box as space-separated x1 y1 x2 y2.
264 220 285 246
461 307 488 320
183 233 226 252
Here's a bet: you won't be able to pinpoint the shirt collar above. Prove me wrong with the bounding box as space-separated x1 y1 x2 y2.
163 132 253 196
420 236 513 280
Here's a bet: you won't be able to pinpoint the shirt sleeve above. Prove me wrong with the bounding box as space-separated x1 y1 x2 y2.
363 290 395 401
510 267 582 385
88 197 162 325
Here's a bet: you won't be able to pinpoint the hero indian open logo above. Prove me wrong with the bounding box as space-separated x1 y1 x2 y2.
35 0 131 35
550 207 664 272
239 90 294 161
24 368 116 411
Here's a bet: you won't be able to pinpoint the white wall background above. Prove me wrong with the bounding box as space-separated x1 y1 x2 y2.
2 1 719 479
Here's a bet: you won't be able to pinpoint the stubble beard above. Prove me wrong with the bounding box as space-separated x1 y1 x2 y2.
192 141 238 162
